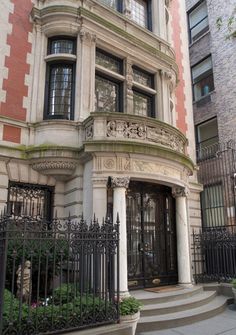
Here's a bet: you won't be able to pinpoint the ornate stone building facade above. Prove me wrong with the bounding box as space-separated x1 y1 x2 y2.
0 0 201 293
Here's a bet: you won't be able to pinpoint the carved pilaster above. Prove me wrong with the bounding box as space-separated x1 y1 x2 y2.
111 177 130 189
172 186 189 198
79 30 97 43
126 58 133 96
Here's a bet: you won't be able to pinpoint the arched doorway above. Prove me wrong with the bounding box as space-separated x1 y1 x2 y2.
127 181 178 289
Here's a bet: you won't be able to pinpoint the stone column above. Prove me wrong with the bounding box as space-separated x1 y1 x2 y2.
92 177 108 222
111 176 130 296
172 186 192 286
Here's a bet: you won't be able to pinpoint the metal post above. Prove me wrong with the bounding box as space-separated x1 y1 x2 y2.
0 216 8 334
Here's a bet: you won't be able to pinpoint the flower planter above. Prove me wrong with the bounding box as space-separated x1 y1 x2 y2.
120 311 140 335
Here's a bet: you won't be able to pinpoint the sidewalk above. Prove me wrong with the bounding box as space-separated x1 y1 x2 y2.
137 304 236 335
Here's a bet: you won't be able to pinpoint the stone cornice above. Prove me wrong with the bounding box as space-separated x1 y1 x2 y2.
83 140 195 173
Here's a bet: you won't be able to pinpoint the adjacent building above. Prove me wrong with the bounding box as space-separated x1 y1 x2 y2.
185 0 236 229
0 0 202 294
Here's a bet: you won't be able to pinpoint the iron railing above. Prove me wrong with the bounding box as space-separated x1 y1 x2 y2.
192 227 236 283
0 213 120 334
197 140 236 230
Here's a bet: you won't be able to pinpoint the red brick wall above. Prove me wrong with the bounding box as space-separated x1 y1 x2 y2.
2 124 21 143
170 0 188 135
0 0 33 122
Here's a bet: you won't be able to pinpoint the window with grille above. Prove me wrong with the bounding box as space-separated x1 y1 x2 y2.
131 0 150 29
201 184 225 229
44 37 76 120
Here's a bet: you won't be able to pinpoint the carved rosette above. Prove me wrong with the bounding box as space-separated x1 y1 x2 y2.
111 177 130 189
172 186 189 198
32 160 77 180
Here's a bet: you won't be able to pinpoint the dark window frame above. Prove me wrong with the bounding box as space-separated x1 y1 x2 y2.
132 65 154 89
7 181 54 221
44 36 76 121
188 0 209 44
96 48 124 75
95 71 124 113
200 182 225 230
47 36 77 55
44 61 76 120
133 87 155 118
195 117 219 161
191 55 214 102
131 0 152 31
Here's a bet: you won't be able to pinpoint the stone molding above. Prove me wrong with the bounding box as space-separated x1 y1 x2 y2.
106 120 185 154
172 186 189 198
111 176 130 189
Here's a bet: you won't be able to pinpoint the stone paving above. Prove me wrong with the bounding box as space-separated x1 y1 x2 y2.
137 304 236 335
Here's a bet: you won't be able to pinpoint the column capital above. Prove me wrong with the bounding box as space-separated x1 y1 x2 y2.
111 176 130 189
172 186 189 198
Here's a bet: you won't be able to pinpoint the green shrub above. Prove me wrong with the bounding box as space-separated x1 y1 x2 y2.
231 279 236 289
120 296 142 316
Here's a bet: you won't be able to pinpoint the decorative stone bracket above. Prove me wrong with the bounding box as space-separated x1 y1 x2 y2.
32 159 77 181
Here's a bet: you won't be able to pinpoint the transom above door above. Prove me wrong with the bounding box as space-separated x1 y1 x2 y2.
127 181 178 289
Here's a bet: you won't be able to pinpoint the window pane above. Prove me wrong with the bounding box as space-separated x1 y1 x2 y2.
133 91 152 116
192 57 214 100
201 184 225 228
189 2 209 42
95 76 119 112
96 50 122 74
192 57 212 82
193 72 214 100
189 2 207 28
50 39 75 54
49 65 73 119
133 67 153 88
131 0 148 28
98 0 118 10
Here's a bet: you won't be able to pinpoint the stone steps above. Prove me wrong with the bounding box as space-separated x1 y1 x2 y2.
141 290 217 316
134 286 229 333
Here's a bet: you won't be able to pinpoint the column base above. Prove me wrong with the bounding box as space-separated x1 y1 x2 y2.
178 282 194 288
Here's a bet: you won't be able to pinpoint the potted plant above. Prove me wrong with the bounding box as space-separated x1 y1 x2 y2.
120 296 142 335
231 279 236 304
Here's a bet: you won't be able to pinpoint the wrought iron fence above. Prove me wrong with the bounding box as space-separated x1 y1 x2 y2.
192 227 236 283
0 213 120 334
197 140 236 230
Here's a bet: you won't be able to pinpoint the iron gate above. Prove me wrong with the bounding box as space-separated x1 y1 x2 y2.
126 182 177 289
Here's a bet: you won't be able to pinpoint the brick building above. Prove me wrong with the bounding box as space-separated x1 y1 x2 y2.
185 0 236 229
0 0 201 293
